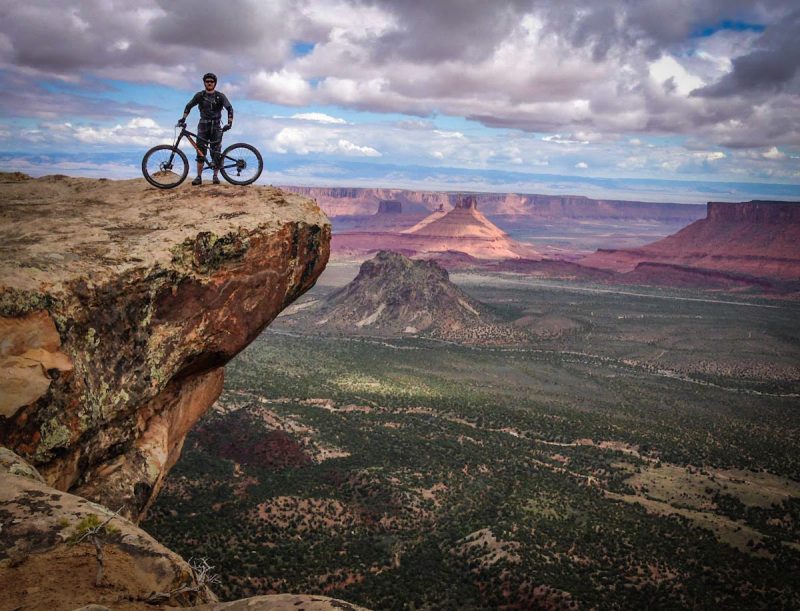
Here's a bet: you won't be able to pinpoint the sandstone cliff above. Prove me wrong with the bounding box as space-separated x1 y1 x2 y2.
283 186 454 217
283 186 704 221
333 195 540 261
0 173 330 522
333 199 429 232
302 250 491 337
579 200 800 281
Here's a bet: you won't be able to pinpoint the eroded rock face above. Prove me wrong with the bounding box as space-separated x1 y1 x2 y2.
0 455 217 609
334 196 541 260
0 310 73 418
376 199 402 214
579 200 800 281
283 186 705 221
0 174 330 521
279 251 528 345
320 250 489 335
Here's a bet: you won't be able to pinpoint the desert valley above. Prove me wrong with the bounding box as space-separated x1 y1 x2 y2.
0 168 798 611
2 173 800 610
139 185 800 608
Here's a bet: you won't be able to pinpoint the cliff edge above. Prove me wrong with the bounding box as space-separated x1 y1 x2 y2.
0 173 331 522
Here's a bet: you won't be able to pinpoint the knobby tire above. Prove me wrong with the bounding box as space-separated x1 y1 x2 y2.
219 143 263 186
142 145 189 189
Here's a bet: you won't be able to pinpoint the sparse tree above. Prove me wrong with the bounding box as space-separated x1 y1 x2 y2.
67 506 124 587
146 556 220 605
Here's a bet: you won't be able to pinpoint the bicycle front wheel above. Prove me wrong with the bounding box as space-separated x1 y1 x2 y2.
142 145 189 189
219 143 263 186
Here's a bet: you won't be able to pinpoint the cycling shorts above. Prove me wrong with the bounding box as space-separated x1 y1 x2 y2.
196 121 222 162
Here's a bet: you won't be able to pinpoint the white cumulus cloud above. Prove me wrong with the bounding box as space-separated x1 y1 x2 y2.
762 146 786 160
290 112 347 124
696 151 726 162
336 139 381 156
248 69 312 106
271 126 380 157
30 118 169 147
543 134 589 145
649 55 705 96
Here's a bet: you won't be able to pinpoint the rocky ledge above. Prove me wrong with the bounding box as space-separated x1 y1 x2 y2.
0 173 330 522
1 448 370 610
1 448 218 609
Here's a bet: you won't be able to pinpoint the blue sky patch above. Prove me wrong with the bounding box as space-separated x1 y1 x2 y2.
292 41 315 57
692 20 765 38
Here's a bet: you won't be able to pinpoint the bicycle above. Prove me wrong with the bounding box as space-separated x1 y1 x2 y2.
141 122 263 189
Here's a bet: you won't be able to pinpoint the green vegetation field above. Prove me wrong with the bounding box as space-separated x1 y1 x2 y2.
144 276 800 609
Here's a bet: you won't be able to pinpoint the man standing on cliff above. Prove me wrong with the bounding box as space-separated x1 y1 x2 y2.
178 73 233 186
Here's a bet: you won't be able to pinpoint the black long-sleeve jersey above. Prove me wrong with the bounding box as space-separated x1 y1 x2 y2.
183 90 233 123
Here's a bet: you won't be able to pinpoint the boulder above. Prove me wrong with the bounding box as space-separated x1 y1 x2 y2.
0 450 217 609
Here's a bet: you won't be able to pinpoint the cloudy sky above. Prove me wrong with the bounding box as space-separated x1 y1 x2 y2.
1 0 799 202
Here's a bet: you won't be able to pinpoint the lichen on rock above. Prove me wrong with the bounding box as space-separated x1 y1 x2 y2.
0 453 217 609
171 229 251 273
0 445 45 482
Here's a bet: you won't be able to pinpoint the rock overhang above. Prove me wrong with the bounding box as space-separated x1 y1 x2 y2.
0 173 331 520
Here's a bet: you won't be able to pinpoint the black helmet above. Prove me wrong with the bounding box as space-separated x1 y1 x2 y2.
203 72 217 83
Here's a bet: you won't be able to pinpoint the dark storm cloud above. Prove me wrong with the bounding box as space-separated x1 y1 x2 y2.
624 0 758 47
569 5 618 61
360 0 776 63
331 0 799 148
363 0 532 63
0 1 137 71
536 0 770 60
147 0 274 51
0 0 292 77
1 0 798 154
693 9 800 97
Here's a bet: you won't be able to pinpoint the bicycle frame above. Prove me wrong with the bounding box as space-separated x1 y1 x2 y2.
173 126 224 170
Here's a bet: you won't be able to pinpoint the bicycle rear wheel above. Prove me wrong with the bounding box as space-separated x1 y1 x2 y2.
219 143 263 186
142 145 189 189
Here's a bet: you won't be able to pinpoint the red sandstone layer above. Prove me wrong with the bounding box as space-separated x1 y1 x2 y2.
580 200 800 281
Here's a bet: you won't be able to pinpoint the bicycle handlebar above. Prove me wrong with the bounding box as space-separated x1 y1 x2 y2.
176 122 230 132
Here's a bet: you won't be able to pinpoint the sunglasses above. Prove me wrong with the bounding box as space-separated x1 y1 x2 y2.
204 80 216 84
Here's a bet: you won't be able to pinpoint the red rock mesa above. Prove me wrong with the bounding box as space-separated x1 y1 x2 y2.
580 200 800 281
